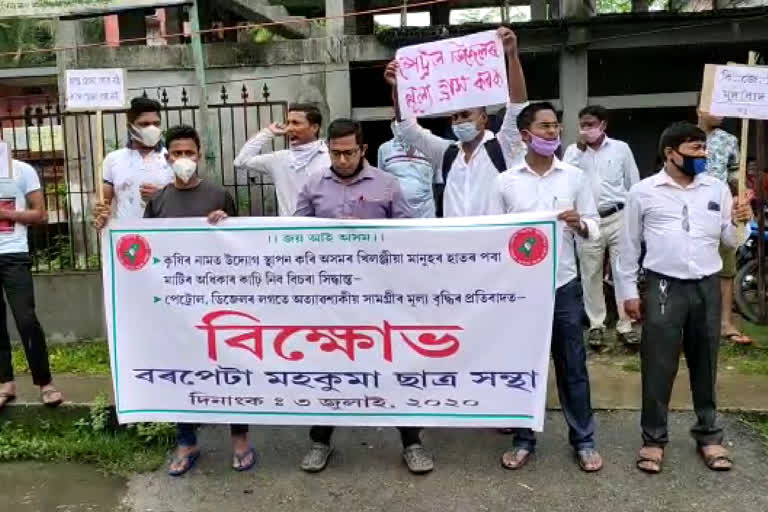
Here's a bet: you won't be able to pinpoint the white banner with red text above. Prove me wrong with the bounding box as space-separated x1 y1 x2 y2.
102 213 561 429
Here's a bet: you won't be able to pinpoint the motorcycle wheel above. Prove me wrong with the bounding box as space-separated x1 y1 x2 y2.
734 259 768 325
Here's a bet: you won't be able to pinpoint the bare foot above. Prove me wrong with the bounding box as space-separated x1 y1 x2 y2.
40 384 63 407
0 381 16 408
168 445 200 474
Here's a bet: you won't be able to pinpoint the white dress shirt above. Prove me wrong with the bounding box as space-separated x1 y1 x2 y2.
397 102 528 217
563 136 640 211
489 157 600 288
103 147 174 220
616 169 747 301
234 129 331 217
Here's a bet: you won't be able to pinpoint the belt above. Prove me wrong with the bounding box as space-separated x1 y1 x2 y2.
598 203 624 218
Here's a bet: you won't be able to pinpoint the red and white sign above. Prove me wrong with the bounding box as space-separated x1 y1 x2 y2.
396 30 509 118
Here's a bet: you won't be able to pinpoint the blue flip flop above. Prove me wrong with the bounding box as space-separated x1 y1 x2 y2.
168 450 201 477
232 447 258 472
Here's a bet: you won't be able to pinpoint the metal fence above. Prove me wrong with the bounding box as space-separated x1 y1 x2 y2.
0 83 287 273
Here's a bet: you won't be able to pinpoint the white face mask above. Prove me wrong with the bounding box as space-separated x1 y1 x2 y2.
172 158 197 184
452 121 480 143
130 124 163 148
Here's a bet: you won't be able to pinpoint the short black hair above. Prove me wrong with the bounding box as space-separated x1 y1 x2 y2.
127 97 161 124
289 103 322 128
658 121 705 158
327 118 364 145
579 105 608 122
517 102 558 131
165 125 200 150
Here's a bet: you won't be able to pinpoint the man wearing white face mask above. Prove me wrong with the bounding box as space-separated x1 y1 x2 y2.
377 120 437 218
234 103 330 217
563 106 640 351
383 26 528 217
144 125 254 477
93 97 174 229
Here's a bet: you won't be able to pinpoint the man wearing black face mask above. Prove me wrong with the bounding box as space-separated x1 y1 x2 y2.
616 122 752 475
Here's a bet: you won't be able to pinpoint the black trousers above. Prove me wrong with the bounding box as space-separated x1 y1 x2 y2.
0 253 52 386
641 271 723 447
310 426 422 448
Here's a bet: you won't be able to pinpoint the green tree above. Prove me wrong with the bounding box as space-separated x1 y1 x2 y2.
0 18 55 67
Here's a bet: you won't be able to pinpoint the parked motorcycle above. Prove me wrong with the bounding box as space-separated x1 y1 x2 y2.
734 220 768 324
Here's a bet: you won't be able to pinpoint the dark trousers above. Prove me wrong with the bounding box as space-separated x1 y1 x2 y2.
512 278 595 451
310 425 423 448
0 253 52 386
176 423 249 446
641 271 723 447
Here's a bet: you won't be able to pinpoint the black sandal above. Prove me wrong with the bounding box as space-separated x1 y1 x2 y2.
0 392 16 410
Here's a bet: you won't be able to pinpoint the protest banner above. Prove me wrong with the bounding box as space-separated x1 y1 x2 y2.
395 30 509 118
102 213 562 429
0 0 188 19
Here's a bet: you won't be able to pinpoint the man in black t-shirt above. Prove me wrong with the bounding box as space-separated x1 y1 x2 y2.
145 125 254 477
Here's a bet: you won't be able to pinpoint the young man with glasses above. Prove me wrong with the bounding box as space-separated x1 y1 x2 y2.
489 102 603 473
293 119 432 475
616 122 752 474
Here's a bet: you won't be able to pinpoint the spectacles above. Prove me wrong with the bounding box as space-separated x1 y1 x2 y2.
330 148 361 159
682 204 690 232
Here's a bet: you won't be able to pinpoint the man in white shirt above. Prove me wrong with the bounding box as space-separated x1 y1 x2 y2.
563 105 640 349
93 97 174 229
616 122 752 474
377 120 438 218
234 103 330 217
490 102 603 473
383 26 528 217
0 160 63 410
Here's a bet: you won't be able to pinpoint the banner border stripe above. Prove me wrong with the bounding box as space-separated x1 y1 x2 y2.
108 219 558 418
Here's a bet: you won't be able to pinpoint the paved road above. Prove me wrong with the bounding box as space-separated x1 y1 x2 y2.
122 411 768 512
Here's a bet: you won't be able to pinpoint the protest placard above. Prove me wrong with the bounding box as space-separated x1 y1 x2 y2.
700 63 768 120
0 141 10 180
102 213 561 429
66 69 127 112
395 30 509 118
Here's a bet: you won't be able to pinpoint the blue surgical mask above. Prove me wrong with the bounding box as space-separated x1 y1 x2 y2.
452 122 480 143
676 152 707 176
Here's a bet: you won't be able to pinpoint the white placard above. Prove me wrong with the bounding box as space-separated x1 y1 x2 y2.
103 214 561 428
0 142 10 180
709 64 768 120
66 69 127 111
395 30 509 118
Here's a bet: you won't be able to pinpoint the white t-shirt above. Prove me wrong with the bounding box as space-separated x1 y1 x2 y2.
103 147 174 219
0 161 42 254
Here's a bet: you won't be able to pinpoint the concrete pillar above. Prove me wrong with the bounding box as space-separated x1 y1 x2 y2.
531 0 548 20
325 0 352 122
560 0 594 18
559 43 588 148
56 19 98 267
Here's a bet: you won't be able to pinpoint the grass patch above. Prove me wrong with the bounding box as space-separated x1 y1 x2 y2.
0 396 174 475
13 340 110 375
740 413 768 448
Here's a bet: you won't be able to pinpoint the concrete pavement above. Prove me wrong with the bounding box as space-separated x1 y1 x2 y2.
121 411 768 512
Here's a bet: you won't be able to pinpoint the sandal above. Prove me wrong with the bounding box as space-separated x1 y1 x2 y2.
40 388 63 408
168 449 201 477
577 448 603 473
232 447 258 472
698 444 733 471
721 331 753 345
636 446 664 474
0 391 16 410
501 447 532 470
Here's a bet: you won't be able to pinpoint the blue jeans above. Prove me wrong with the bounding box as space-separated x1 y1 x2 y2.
176 423 249 447
511 278 595 452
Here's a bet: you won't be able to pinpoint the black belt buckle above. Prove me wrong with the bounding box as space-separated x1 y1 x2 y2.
598 203 624 218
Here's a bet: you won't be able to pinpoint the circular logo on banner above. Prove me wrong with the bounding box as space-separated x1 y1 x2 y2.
116 235 151 271
509 228 548 266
